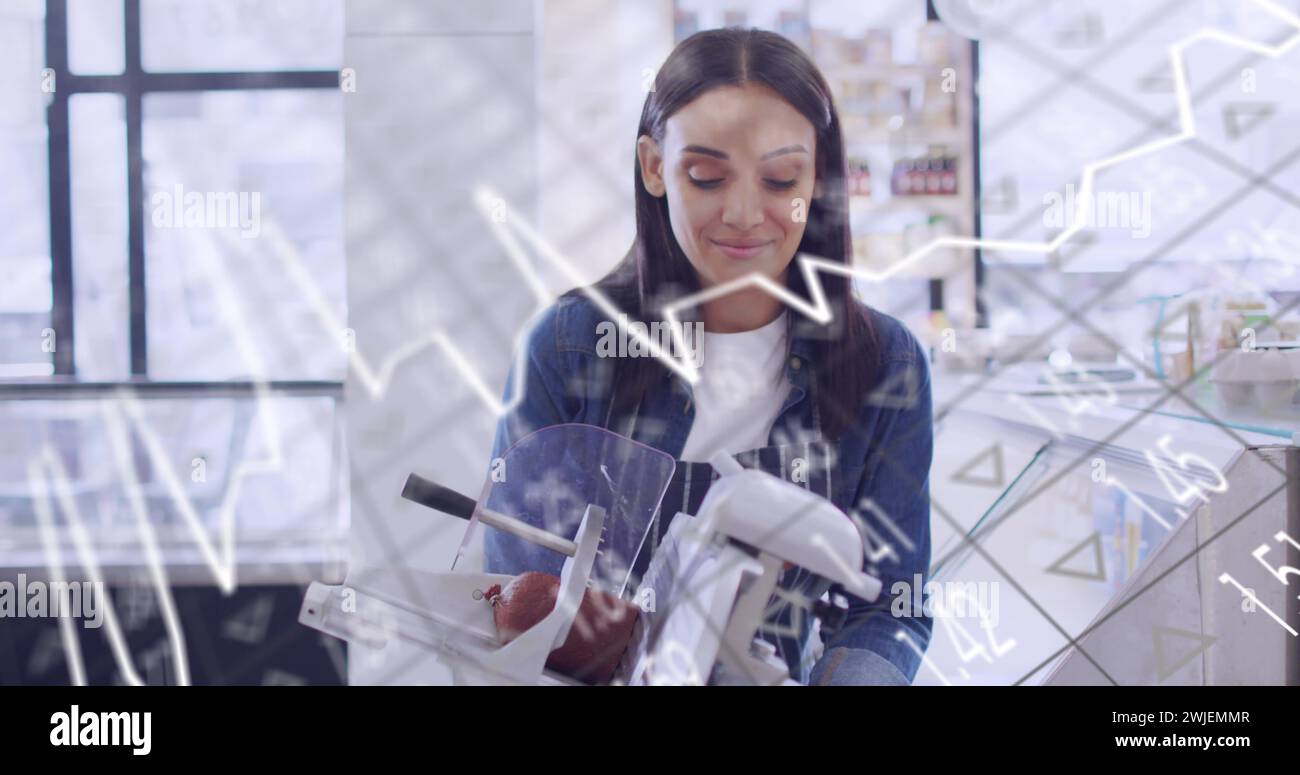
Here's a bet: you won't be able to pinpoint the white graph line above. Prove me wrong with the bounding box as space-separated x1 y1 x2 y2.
29 407 199 686
262 214 544 414
29 455 88 687
100 402 193 685
28 448 147 686
119 235 286 593
470 187 703 385
162 0 1300 427
30 223 286 648
23 0 1300 683
25 230 283 680
474 0 1300 393
649 0 1300 382
252 2 1300 414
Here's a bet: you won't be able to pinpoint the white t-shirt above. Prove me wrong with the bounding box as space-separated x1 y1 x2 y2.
679 312 792 463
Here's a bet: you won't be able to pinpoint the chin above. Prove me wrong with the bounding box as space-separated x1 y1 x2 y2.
710 259 784 287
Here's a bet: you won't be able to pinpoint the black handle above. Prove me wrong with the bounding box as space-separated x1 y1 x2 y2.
401 474 478 520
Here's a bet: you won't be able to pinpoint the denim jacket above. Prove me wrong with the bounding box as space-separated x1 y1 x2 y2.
486 292 934 685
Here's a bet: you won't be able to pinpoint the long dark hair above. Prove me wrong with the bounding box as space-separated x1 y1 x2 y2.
574 27 878 441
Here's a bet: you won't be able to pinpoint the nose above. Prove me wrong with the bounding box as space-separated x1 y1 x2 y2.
720 181 765 231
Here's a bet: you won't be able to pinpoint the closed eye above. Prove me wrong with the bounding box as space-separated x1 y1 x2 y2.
765 178 798 190
688 176 724 190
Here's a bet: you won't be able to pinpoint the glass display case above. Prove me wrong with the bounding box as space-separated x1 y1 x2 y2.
0 383 349 685
0 385 348 584
919 372 1299 685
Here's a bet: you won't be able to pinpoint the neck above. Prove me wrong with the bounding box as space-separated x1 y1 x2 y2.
701 285 785 333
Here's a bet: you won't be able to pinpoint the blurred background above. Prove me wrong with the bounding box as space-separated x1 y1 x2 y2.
2 0 1298 685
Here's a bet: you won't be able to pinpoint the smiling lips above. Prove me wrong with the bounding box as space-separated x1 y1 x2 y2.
711 237 772 260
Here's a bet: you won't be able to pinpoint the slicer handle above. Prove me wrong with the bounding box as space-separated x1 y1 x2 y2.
402 474 477 520
401 473 578 558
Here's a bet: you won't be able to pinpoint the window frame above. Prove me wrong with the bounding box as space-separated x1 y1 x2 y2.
43 0 342 381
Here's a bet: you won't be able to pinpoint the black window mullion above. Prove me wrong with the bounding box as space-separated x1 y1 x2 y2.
64 71 341 93
141 71 341 91
125 0 147 375
44 0 74 375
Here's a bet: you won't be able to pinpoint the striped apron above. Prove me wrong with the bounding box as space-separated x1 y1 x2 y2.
631 439 838 683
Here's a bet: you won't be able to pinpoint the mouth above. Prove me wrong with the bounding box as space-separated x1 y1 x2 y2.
710 238 773 261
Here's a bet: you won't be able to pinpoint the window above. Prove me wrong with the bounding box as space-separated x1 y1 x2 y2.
0 0 350 604
32 0 345 381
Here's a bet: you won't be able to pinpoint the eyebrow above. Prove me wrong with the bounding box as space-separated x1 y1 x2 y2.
681 144 809 161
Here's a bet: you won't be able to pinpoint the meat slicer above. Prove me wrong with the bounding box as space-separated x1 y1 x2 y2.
298 423 881 685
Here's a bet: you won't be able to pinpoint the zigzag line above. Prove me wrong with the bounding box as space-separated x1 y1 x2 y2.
472 0 1300 390
32 225 282 625
28 433 192 686
267 0 1300 407
28 1 1300 683
25 226 286 681
651 0 1300 378
184 1 1300 418
262 205 559 415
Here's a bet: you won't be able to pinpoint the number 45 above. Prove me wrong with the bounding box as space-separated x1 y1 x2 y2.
1143 434 1228 505
1253 532 1300 586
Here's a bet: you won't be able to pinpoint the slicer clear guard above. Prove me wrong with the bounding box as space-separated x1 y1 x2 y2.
465 423 676 599
299 423 674 685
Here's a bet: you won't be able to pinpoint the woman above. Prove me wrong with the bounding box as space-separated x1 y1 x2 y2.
486 27 934 686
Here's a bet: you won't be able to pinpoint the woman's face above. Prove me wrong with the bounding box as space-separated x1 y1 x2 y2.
637 83 818 290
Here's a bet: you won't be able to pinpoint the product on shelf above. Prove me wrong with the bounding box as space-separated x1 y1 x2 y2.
890 152 959 197
848 157 872 197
